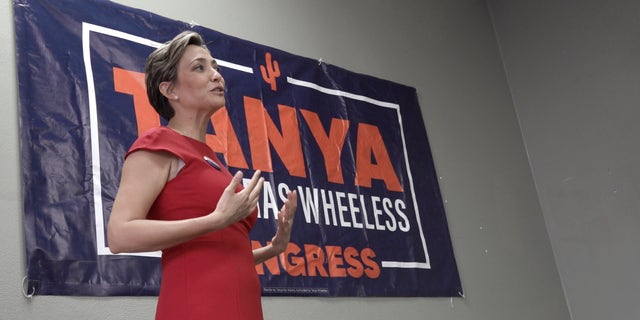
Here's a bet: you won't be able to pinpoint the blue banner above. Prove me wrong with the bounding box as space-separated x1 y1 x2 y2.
15 0 461 297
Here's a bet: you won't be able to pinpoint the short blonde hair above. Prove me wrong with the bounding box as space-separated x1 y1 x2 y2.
144 31 207 121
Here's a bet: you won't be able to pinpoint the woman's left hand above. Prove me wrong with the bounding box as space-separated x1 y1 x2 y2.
270 190 298 254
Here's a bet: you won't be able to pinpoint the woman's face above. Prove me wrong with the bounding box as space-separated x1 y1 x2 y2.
171 44 226 113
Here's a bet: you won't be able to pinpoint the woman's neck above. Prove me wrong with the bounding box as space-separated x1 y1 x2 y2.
167 116 209 142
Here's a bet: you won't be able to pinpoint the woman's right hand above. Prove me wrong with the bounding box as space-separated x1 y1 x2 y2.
209 170 264 229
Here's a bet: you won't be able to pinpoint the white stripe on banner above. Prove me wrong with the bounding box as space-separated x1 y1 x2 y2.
84 22 429 268
286 77 430 269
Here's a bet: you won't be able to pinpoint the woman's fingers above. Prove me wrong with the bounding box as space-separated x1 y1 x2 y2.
278 190 297 229
225 170 244 193
248 174 264 203
232 170 263 215
243 170 262 192
285 190 297 222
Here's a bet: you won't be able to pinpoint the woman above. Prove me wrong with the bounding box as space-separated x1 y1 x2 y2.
107 31 297 320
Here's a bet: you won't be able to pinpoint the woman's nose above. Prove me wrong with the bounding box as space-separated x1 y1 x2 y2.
211 68 222 81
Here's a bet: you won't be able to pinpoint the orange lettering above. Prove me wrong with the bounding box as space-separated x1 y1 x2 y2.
343 247 364 278
252 240 280 275
326 245 347 277
283 242 306 276
112 68 159 136
361 247 381 279
253 241 379 279
299 110 349 184
304 244 328 277
244 97 306 177
354 123 403 192
208 108 249 169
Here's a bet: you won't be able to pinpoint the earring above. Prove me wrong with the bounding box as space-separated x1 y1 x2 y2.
174 95 179 100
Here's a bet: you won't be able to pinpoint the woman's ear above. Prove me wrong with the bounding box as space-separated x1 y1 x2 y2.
159 81 177 101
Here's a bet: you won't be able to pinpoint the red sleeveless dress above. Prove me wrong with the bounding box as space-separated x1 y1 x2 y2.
126 127 262 320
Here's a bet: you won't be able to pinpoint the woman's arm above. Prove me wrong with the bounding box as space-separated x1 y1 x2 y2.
107 150 264 254
253 190 297 264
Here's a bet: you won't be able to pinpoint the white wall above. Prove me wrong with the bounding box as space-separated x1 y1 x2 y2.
488 1 640 319
1 1 570 319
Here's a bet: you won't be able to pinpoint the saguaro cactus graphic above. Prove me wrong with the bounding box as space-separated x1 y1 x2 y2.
260 52 280 91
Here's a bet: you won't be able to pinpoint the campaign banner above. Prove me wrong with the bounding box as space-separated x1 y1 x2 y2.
15 0 462 297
